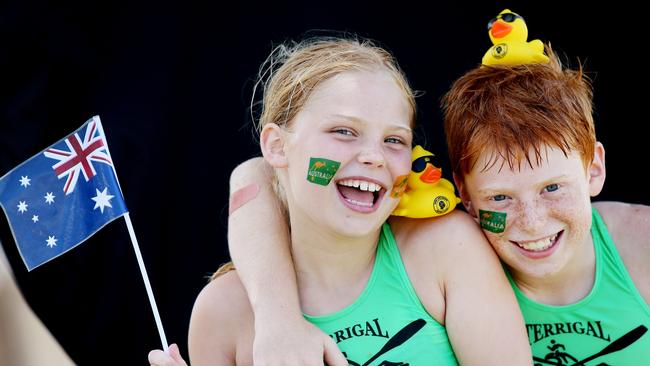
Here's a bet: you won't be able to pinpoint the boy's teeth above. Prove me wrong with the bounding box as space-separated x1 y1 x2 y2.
516 234 557 252
337 179 382 192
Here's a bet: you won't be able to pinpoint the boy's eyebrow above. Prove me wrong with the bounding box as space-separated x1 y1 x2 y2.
329 114 412 133
476 175 574 195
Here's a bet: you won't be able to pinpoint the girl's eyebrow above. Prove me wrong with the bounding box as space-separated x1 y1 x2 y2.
328 114 412 133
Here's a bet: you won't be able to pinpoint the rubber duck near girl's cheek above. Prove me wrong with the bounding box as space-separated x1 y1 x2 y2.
391 145 460 218
482 9 549 66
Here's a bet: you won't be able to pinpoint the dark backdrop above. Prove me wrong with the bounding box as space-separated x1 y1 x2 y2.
1 1 648 364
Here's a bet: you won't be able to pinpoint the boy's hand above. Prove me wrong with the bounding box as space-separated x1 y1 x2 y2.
253 315 347 366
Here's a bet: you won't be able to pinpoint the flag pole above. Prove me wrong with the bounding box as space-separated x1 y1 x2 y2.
123 212 169 352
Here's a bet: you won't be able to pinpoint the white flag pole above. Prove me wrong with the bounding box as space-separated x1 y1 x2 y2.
123 212 169 352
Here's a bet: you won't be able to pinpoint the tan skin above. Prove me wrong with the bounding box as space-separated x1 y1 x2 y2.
207 143 650 365
149 143 650 366
149 69 532 365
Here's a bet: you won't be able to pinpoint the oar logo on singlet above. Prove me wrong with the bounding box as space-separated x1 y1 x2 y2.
341 319 426 366
531 324 647 366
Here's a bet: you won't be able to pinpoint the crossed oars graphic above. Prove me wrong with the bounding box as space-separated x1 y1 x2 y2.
343 319 426 366
533 325 647 366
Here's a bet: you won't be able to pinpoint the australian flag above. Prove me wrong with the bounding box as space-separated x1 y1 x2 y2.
0 116 127 270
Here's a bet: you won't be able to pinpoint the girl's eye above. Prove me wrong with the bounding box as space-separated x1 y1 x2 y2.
492 194 508 202
545 184 559 193
333 128 354 136
385 137 403 144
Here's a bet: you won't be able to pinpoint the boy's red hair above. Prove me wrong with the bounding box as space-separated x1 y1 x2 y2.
442 48 595 180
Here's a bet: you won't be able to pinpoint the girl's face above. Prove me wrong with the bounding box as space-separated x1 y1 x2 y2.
279 69 413 238
460 144 606 281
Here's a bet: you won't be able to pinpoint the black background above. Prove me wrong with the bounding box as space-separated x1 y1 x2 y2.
1 1 649 364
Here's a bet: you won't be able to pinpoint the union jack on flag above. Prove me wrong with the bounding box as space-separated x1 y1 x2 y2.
44 117 114 195
0 116 128 270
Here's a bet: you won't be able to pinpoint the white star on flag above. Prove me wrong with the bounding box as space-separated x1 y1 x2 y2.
44 192 56 204
17 201 28 213
46 236 58 248
32 215 39 223
19 176 31 187
91 187 114 213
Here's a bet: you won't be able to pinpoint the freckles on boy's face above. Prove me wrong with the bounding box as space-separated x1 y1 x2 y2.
462 147 596 279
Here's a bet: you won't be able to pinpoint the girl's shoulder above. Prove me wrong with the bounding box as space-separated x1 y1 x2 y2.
389 209 487 259
188 270 254 364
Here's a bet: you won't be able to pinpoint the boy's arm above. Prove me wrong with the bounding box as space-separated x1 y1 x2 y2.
227 157 346 366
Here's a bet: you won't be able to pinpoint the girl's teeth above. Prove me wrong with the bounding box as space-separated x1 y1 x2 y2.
337 180 382 192
344 198 373 207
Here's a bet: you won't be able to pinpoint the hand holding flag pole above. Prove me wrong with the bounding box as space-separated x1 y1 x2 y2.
0 116 168 351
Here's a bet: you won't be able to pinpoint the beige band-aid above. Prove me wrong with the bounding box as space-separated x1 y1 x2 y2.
229 184 260 215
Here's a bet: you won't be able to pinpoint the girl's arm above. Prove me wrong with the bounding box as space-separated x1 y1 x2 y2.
442 213 532 365
227 157 346 366
395 211 533 365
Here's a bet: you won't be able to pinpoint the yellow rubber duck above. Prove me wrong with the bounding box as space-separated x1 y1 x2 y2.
482 9 549 65
392 146 461 218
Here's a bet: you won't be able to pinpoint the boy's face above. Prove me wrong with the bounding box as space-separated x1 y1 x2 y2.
457 144 606 281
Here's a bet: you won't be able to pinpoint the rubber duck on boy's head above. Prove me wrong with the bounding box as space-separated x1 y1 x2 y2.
482 9 549 66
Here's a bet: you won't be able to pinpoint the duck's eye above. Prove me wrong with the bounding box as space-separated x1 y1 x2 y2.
500 13 520 22
411 155 435 173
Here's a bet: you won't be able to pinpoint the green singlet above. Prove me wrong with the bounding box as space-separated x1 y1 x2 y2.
508 207 650 365
304 223 458 366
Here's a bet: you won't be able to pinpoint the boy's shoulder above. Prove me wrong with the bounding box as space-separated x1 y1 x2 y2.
593 201 650 302
593 201 650 246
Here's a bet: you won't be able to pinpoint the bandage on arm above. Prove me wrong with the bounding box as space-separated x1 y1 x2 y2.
227 157 301 321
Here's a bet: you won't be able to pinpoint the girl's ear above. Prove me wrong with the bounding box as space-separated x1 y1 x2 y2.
260 123 288 168
453 172 477 218
588 142 606 197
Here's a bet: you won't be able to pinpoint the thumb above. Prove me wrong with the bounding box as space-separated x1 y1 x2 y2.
168 344 187 365
323 336 348 366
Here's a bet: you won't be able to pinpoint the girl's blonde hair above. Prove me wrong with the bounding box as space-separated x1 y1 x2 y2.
253 36 417 133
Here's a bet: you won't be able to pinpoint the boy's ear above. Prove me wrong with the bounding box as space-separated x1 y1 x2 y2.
453 172 477 218
260 123 288 168
588 142 606 197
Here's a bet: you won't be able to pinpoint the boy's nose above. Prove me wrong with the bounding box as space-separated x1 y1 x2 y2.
518 200 546 233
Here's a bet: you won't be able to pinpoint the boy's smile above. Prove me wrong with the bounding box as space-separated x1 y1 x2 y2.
460 144 606 284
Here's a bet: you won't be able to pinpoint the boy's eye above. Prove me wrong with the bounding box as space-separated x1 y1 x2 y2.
545 184 559 192
492 194 508 202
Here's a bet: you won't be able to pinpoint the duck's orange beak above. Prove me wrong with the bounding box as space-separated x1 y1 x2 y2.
490 21 512 39
419 165 442 184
